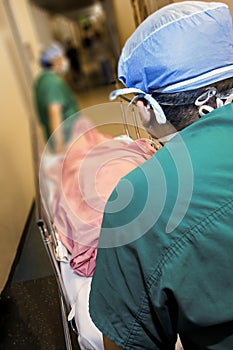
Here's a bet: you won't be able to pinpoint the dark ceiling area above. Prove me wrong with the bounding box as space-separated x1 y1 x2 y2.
30 0 99 14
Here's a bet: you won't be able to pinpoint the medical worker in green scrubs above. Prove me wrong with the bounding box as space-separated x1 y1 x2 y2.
89 1 233 349
34 43 78 152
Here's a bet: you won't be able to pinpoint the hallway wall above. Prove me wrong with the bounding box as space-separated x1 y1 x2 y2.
112 0 135 49
9 0 41 78
0 0 35 292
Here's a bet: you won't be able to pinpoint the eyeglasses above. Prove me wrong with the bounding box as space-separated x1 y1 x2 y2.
116 95 162 150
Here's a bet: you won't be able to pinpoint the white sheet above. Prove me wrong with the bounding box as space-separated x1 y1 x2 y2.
60 260 104 350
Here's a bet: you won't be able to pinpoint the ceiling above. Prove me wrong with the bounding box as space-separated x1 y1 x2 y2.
30 0 100 15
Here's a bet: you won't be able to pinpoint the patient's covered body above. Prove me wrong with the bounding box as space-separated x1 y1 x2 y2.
43 118 156 276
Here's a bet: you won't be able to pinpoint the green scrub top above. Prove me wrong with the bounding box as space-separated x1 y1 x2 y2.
34 70 78 141
89 103 233 349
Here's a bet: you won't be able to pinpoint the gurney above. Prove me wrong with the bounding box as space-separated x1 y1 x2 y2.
36 100 183 350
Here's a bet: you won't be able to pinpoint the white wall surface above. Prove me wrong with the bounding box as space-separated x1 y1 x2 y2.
9 0 42 78
112 0 136 49
30 3 53 49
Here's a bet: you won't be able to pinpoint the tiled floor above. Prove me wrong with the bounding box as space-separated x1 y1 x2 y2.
0 276 66 350
0 204 71 350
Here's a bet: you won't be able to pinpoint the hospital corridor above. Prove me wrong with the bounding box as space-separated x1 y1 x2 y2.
1 0 233 349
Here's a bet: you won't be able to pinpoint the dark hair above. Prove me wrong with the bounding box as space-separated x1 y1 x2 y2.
40 61 52 68
152 77 233 131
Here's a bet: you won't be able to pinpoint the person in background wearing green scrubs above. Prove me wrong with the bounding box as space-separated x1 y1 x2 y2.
34 42 78 152
89 1 233 349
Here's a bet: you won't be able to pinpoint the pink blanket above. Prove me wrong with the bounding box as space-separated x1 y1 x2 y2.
45 118 156 276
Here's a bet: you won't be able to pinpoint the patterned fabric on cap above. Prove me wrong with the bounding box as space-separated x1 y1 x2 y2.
118 1 233 93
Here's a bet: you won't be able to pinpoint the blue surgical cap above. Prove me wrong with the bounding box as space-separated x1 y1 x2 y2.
118 1 233 93
40 43 64 66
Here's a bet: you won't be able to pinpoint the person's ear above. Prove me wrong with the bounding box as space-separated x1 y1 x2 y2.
136 100 152 128
136 100 177 140
136 100 160 138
